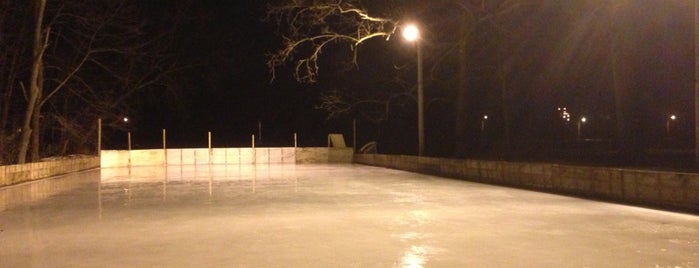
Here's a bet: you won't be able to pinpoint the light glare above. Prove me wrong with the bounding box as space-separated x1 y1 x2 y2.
403 24 419 42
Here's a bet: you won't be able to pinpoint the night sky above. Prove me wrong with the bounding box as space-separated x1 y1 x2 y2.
104 1 695 164
128 1 341 149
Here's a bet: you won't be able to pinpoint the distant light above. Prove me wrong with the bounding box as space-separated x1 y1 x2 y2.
670 115 676 120
123 117 129 123
403 24 420 42
581 117 587 123
483 115 488 120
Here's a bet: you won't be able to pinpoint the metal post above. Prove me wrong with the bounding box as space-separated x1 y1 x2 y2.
417 42 424 156
577 121 582 141
294 132 298 148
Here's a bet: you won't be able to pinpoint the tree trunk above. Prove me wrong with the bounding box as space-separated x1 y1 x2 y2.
17 0 47 164
30 72 43 162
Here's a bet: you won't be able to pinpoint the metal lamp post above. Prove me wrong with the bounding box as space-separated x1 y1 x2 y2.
577 117 587 140
481 115 488 133
403 24 424 156
667 114 676 138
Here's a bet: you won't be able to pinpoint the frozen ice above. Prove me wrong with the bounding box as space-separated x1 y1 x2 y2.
1 164 697 267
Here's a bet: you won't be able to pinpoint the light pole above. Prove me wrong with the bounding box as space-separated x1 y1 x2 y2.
577 116 587 140
481 115 488 133
403 24 424 156
122 117 131 151
667 114 677 138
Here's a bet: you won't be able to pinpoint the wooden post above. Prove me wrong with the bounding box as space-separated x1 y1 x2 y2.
353 119 357 153
127 131 132 167
97 118 102 157
208 131 212 150
163 129 167 165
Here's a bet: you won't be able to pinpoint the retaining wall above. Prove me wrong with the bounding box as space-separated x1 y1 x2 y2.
101 147 353 167
354 154 699 213
0 156 100 187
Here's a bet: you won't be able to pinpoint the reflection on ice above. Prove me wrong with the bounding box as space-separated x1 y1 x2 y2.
0 169 98 212
97 164 301 207
398 210 432 227
399 245 428 268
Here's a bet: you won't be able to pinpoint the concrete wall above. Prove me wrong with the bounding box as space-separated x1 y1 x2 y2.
354 154 699 213
0 156 99 187
101 147 353 167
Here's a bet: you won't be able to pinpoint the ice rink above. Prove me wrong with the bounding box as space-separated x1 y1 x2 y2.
1 164 697 267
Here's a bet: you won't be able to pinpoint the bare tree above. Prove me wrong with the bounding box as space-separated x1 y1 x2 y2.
265 0 400 83
11 0 179 163
17 0 48 164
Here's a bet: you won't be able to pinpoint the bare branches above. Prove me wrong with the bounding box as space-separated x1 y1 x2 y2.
266 0 397 83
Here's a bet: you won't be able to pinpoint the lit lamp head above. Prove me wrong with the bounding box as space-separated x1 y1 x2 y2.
402 24 420 42
670 115 677 120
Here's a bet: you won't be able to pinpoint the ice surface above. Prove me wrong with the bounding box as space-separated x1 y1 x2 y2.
1 164 697 267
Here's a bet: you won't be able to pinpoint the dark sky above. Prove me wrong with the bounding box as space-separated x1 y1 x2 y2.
130 1 342 149
120 1 696 158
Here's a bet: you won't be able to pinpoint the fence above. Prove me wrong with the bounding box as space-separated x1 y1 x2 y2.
354 153 699 213
0 155 99 186
101 147 354 167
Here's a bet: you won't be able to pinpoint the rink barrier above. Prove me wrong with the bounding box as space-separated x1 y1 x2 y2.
0 156 99 187
354 154 699 213
100 147 354 168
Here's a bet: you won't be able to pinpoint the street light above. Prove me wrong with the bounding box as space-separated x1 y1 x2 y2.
122 116 132 150
481 115 489 133
403 24 424 156
577 116 587 140
667 114 677 138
